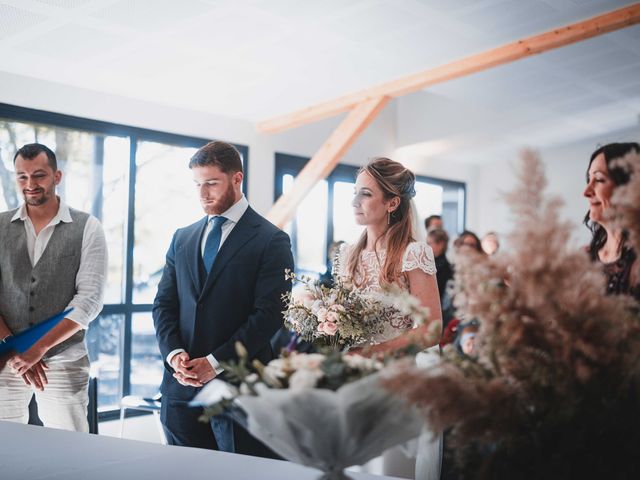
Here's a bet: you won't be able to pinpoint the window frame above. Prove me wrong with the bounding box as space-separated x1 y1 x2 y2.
0 103 249 420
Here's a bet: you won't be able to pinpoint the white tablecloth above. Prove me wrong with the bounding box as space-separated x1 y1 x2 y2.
0 421 403 480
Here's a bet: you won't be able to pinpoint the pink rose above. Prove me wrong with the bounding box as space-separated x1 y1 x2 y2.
318 321 338 336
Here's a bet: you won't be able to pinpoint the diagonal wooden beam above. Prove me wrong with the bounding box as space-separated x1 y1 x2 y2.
267 96 389 228
258 3 640 134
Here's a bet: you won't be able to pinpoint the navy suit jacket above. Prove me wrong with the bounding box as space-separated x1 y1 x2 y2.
153 206 293 400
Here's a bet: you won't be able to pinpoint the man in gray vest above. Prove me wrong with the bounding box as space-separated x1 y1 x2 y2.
0 143 107 432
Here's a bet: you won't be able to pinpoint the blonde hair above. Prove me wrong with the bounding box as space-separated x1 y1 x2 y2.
347 157 416 286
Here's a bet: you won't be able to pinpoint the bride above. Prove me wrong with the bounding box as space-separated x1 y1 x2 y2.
335 157 442 480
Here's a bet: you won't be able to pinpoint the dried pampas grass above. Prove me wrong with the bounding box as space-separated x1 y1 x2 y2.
608 149 640 278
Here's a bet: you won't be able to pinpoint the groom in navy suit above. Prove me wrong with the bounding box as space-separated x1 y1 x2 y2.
153 141 293 456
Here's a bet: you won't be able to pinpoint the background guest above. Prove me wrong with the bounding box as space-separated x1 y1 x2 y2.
455 320 479 357
454 230 484 255
427 228 456 334
427 228 453 303
424 214 443 232
583 142 640 299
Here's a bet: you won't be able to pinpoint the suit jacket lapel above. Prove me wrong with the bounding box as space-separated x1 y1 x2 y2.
199 207 260 299
187 217 208 293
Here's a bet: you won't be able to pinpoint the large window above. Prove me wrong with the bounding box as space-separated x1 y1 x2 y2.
0 104 248 417
275 153 465 276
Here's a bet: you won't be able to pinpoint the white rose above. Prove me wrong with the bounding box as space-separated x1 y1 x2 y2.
239 374 260 396
288 368 323 390
289 352 325 371
310 300 324 315
316 307 328 323
263 358 289 381
302 294 315 309
292 286 316 309
343 354 383 371
326 311 340 323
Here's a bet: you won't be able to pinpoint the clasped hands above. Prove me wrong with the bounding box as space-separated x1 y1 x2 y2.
5 345 49 391
171 352 216 387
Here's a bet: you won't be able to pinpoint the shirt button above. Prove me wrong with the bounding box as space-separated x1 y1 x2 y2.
29 306 35 312
30 291 34 296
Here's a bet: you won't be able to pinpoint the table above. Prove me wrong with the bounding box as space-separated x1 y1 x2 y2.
0 421 403 479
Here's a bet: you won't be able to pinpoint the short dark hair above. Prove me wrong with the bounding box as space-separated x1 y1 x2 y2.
425 214 441 230
14 143 57 170
427 228 449 245
189 141 243 173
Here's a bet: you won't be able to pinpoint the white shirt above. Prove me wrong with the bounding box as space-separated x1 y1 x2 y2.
11 199 108 361
167 195 249 374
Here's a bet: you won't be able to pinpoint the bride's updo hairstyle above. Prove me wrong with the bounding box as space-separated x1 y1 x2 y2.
348 157 417 286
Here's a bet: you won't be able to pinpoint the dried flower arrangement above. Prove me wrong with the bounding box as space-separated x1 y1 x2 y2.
386 150 640 479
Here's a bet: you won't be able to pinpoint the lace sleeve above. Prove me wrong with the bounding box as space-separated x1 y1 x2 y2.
401 241 436 275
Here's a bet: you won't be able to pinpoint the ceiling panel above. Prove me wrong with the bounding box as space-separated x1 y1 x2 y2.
0 4 48 40
91 0 212 32
0 0 637 161
35 0 94 8
15 24 125 61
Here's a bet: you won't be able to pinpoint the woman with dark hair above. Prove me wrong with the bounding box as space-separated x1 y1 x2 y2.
583 142 640 298
453 230 484 254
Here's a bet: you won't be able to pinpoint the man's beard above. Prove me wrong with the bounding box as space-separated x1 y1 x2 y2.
23 187 53 206
205 183 236 215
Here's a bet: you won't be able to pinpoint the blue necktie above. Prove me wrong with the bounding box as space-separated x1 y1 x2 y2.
203 216 227 274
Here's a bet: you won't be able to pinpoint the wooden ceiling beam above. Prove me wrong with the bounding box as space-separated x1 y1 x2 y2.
266 96 389 228
258 3 640 134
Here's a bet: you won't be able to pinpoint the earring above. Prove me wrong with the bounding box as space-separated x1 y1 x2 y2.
387 211 391 225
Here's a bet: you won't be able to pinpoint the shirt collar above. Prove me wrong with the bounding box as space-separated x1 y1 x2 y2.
208 195 248 225
10 197 72 225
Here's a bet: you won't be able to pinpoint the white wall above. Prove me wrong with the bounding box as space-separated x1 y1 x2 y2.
473 125 640 248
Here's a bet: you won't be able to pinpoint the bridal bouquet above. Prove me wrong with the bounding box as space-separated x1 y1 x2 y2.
193 344 424 480
283 269 429 349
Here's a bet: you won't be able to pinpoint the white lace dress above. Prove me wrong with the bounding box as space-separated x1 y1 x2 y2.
337 241 442 480
335 241 437 343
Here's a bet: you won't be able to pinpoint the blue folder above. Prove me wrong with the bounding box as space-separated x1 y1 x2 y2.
0 308 72 355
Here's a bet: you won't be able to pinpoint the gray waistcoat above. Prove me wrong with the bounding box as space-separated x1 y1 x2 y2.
0 207 89 358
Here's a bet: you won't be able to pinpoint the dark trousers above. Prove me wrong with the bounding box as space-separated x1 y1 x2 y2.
160 396 280 459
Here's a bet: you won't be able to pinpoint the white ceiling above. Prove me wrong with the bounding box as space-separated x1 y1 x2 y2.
0 0 639 156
